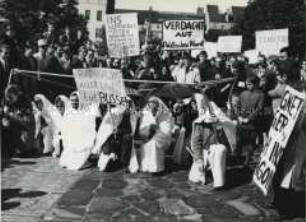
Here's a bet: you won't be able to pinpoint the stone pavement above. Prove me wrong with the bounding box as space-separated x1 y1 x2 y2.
1 157 305 222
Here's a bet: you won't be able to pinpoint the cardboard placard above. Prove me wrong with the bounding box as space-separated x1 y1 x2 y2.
162 20 205 50
73 68 127 109
256 28 289 56
244 49 259 64
253 86 305 195
105 13 140 58
217 36 242 53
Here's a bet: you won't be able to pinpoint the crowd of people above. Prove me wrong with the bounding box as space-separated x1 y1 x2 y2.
1 24 306 218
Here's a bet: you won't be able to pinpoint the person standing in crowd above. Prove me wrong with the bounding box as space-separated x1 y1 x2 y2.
0 24 19 68
172 57 200 84
171 57 187 82
34 39 49 72
159 65 174 82
71 46 87 69
235 75 265 165
0 44 11 99
112 59 120 69
1 85 36 157
105 57 113 68
85 49 98 68
271 84 306 219
120 58 135 80
43 23 57 46
46 44 64 74
278 47 300 82
300 59 306 81
18 43 37 96
60 46 72 74
136 58 155 80
198 51 213 81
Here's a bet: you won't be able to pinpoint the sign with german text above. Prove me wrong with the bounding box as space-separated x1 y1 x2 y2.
73 68 127 109
105 13 140 57
256 28 289 56
253 86 305 195
162 20 205 50
217 36 242 53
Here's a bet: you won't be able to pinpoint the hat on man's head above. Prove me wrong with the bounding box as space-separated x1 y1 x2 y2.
38 39 48 47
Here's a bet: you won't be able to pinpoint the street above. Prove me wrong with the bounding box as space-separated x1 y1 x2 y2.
1 156 304 222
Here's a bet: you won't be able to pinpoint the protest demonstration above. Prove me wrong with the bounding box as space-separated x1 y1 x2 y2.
0 0 306 221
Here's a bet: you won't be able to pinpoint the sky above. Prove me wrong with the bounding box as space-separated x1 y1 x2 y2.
116 0 248 13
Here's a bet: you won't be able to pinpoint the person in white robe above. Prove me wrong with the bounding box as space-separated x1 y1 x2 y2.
188 93 236 189
33 94 59 155
137 96 174 173
93 98 138 172
59 92 99 170
52 95 71 157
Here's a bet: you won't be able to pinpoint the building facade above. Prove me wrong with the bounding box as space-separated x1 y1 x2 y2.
77 0 108 41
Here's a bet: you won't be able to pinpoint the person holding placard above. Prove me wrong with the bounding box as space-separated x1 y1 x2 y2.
272 85 306 218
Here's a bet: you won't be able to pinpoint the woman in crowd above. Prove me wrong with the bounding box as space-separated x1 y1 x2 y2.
1 85 36 157
136 97 174 174
59 92 98 170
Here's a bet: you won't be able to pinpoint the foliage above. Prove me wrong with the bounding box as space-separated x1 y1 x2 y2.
233 0 306 57
0 0 87 45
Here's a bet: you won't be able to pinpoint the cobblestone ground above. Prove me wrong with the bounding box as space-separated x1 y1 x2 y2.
1 156 305 222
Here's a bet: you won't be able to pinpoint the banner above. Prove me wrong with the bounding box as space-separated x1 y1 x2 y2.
253 86 305 195
217 36 242 53
162 20 205 50
73 68 127 109
244 49 259 64
105 13 140 58
256 28 289 56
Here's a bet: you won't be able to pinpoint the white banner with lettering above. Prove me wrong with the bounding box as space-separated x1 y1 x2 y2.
162 20 205 50
253 86 305 195
73 68 127 109
105 13 140 57
217 36 242 53
256 28 289 56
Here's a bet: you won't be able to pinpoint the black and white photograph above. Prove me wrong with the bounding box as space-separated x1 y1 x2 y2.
1 0 306 221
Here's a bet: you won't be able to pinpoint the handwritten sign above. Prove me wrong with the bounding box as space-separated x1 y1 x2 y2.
253 86 305 195
162 20 205 50
256 28 289 56
217 36 242 53
73 68 127 109
244 49 259 64
105 13 140 57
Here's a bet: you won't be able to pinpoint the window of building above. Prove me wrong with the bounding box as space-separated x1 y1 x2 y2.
85 10 90 20
95 28 103 38
97 10 102 21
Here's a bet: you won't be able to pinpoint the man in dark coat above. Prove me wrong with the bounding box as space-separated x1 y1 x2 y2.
236 74 265 165
0 44 11 100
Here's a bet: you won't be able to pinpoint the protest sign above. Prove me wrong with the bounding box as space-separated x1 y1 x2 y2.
244 49 259 64
162 20 205 50
256 28 289 56
217 36 242 53
205 42 218 59
253 86 305 195
73 68 127 109
105 13 140 58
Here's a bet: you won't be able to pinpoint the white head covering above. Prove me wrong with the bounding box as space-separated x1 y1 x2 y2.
55 95 71 114
34 94 57 117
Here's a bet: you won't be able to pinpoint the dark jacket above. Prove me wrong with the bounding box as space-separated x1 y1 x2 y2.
237 89 265 128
